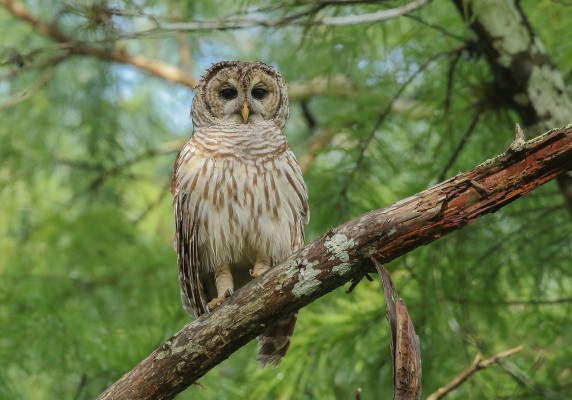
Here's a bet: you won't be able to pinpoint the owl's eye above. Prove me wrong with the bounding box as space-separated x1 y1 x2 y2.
251 88 268 100
220 88 238 100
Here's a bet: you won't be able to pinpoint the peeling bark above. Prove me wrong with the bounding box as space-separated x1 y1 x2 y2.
375 259 422 400
98 125 572 400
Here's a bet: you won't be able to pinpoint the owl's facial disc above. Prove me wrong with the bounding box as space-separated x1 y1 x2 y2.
199 63 285 126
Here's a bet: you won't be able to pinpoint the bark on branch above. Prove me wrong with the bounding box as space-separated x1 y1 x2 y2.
98 124 572 399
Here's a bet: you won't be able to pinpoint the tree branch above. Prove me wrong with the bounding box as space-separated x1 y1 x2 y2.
426 346 523 400
98 124 572 399
375 259 422 399
0 0 199 88
452 0 572 214
143 0 433 32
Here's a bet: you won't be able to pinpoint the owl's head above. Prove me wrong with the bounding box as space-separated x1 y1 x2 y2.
191 61 289 130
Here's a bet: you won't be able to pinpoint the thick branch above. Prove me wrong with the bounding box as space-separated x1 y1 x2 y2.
98 124 572 400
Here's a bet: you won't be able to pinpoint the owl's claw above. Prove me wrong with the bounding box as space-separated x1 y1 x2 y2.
250 268 269 279
206 289 233 313
251 257 271 279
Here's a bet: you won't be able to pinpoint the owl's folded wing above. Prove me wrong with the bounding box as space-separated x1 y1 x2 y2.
172 150 209 317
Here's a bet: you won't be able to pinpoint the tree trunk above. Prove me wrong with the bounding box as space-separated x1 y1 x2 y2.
98 124 572 400
452 0 572 212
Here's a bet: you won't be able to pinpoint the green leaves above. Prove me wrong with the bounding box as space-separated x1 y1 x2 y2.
1 0 571 398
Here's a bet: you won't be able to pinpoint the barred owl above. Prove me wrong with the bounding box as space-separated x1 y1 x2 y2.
171 61 309 367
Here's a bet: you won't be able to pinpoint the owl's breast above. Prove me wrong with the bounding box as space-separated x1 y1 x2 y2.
175 141 307 272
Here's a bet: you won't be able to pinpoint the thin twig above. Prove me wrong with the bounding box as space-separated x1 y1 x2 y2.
447 296 572 307
443 50 462 114
149 0 432 31
437 111 481 181
133 179 172 224
320 0 433 26
299 127 337 173
0 0 199 88
496 359 569 400
0 53 70 80
339 51 447 198
88 144 180 190
405 14 466 42
0 67 54 109
426 346 523 400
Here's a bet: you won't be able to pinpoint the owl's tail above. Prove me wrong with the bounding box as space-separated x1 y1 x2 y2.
256 312 298 368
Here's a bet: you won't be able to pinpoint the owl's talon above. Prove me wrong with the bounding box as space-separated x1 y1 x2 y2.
206 289 233 312
206 297 224 312
250 269 265 279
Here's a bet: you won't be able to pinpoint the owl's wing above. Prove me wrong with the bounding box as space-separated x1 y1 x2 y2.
172 150 209 317
284 151 310 251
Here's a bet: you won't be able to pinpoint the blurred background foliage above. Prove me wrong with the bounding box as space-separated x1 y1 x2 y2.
1 0 571 399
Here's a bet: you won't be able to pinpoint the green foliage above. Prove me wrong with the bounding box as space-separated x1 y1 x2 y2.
1 0 572 399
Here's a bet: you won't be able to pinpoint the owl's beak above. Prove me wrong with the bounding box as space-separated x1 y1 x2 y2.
240 100 250 123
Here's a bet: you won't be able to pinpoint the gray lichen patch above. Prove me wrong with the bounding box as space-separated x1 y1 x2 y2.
331 262 351 276
285 260 302 279
292 263 321 298
527 64 572 126
325 233 356 262
325 233 357 277
154 349 169 361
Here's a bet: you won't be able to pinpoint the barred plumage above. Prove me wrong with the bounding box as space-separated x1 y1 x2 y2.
172 61 309 367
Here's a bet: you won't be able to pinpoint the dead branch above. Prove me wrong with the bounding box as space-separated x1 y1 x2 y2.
375 259 422 400
426 346 523 400
97 124 572 400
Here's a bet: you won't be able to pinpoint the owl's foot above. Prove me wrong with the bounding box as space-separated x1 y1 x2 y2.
206 288 233 313
251 256 271 279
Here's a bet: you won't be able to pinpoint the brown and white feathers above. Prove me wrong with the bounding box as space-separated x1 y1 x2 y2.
172 61 309 367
